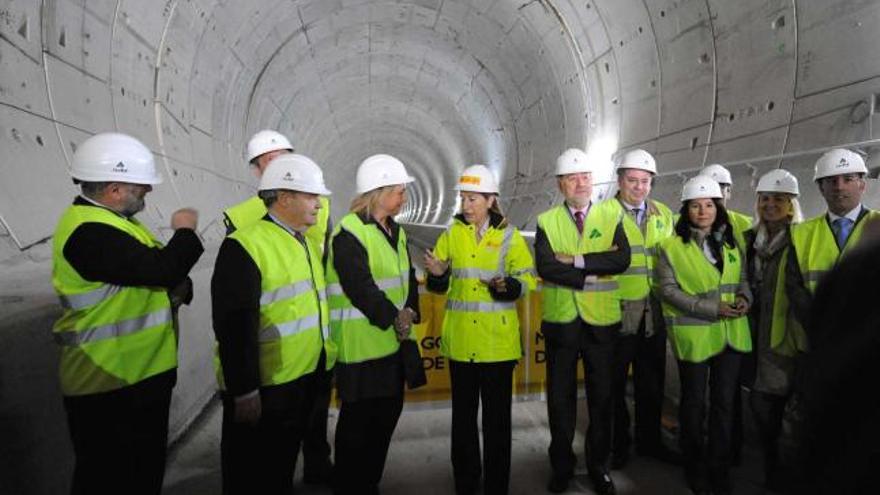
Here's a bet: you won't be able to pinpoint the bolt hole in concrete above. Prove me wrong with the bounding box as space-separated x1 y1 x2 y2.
36 135 43 146
773 16 785 29
766 101 775 111
691 136 699 150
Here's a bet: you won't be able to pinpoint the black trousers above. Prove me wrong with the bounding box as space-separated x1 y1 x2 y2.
221 373 315 495
611 315 668 454
64 371 174 495
448 360 516 495
750 390 788 479
545 321 616 476
300 366 333 477
333 394 404 495
677 349 742 485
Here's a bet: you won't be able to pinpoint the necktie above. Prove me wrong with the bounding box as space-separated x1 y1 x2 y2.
630 208 642 226
832 217 854 249
574 211 584 234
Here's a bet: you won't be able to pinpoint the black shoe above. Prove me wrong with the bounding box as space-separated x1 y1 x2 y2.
303 461 333 485
685 464 710 495
589 468 616 495
546 473 571 493
611 449 629 470
638 445 683 465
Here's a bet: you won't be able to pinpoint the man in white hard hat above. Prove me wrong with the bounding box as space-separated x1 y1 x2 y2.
51 132 203 494
535 148 631 494
699 164 753 250
785 148 879 340
592 149 681 470
224 129 335 483
212 154 336 494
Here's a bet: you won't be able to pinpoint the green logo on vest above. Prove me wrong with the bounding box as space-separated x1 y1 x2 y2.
589 228 602 239
728 252 736 263
656 220 663 229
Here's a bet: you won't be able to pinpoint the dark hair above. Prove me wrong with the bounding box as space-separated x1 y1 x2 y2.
80 181 112 199
258 189 279 207
674 198 736 248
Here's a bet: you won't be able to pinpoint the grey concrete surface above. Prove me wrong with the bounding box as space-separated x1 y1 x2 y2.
1 0 879 492
163 399 769 495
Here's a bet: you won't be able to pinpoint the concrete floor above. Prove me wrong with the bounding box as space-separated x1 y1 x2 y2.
163 397 770 495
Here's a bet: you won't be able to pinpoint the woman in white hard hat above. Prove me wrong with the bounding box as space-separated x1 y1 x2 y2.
655 175 752 495
325 154 423 495
737 169 803 490
424 165 536 495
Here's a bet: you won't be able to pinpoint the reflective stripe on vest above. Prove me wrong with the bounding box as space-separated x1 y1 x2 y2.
218 218 329 388
326 213 412 364
658 236 752 363
52 204 176 396
433 218 536 362
538 203 623 325
54 307 173 346
790 210 879 294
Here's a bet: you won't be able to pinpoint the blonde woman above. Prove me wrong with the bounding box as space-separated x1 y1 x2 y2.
742 169 803 490
325 154 421 495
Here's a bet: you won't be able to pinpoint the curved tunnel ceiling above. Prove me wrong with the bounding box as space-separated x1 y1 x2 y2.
1 0 880 253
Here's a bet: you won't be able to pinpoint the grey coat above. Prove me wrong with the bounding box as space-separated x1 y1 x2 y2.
745 227 797 395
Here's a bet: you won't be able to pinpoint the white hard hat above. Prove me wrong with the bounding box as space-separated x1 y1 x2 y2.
813 148 868 181
681 175 723 202
70 132 162 185
259 154 331 195
699 164 733 185
756 169 799 196
246 130 293 163
455 164 499 194
355 154 415 194
617 149 657 174
555 148 592 175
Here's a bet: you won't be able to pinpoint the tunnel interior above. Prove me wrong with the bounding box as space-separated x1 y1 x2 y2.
1 1 880 493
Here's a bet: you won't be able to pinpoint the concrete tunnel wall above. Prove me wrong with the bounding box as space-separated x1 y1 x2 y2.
1 0 880 492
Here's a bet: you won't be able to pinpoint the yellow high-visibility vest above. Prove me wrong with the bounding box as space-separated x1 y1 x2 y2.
790 210 880 293
594 198 674 301
538 204 623 326
658 235 752 363
326 213 412 364
215 218 331 389
52 205 176 396
432 218 536 362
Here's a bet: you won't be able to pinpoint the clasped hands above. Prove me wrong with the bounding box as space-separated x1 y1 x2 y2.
719 295 749 318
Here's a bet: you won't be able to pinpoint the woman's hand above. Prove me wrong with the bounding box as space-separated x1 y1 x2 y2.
424 249 449 276
718 302 742 318
732 295 749 315
394 308 416 342
481 276 507 293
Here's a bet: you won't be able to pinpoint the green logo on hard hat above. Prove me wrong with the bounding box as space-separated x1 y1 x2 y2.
589 229 602 239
